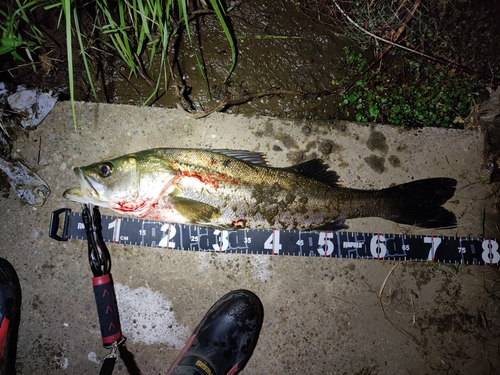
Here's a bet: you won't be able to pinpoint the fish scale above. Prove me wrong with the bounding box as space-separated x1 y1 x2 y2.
49 208 500 266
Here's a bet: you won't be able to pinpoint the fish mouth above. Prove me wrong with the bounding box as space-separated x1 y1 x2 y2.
63 168 109 206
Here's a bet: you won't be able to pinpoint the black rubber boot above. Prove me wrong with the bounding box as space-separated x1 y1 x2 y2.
0 258 21 375
166 290 263 375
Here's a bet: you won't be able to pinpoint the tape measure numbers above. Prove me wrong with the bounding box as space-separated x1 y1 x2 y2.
49 208 499 265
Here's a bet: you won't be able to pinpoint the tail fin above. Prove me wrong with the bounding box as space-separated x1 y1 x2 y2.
381 178 457 229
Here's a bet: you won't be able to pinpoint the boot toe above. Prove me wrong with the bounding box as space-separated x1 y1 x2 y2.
167 290 263 375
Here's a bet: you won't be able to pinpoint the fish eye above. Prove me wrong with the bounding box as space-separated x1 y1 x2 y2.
98 162 113 177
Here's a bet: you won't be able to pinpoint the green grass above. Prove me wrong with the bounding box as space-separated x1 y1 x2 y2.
0 0 44 63
83 0 237 105
339 46 484 128
7 0 237 129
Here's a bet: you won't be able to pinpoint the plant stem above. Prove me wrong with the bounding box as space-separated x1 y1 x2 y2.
63 0 77 130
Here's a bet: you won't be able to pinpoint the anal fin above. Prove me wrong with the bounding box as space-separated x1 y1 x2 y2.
315 218 348 231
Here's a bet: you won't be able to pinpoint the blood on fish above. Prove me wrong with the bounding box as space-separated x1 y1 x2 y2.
113 199 150 214
232 219 246 228
179 170 218 188
178 169 244 189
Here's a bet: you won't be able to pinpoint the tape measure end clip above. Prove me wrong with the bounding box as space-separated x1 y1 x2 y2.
49 208 72 241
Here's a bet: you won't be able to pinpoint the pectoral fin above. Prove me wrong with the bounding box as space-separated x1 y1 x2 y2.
170 196 221 224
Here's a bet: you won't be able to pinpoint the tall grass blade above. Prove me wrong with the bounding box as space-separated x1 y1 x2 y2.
72 6 98 101
209 0 236 81
95 1 135 75
144 0 172 105
117 0 134 72
178 0 210 96
62 0 77 130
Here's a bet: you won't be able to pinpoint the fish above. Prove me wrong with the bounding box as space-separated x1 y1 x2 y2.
63 148 457 230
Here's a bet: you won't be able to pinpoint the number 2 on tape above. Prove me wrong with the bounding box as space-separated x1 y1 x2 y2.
158 224 176 248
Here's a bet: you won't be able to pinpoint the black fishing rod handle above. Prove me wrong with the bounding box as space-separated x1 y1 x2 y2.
92 273 122 346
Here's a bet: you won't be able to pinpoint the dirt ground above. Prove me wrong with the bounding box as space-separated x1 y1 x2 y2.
0 101 499 374
4 1 499 123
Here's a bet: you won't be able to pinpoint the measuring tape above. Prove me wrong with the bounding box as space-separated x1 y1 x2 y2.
49 208 499 265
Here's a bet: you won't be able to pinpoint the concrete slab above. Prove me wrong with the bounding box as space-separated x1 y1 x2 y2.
1 101 498 374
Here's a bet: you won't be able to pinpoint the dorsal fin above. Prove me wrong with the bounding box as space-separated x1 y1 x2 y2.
284 159 339 187
209 149 267 166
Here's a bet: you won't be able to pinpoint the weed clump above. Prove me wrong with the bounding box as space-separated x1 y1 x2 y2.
339 46 484 128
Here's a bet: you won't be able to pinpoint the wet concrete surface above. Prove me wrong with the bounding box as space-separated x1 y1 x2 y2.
1 101 499 374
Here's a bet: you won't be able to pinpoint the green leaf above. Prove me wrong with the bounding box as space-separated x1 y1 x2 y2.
369 104 379 117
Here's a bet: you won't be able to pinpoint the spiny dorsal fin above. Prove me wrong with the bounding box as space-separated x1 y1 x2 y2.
284 159 339 187
209 149 267 166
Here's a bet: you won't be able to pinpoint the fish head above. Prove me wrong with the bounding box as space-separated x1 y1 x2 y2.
63 152 176 216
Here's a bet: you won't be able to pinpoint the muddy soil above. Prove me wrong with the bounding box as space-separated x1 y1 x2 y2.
2 1 500 124
1 1 352 120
